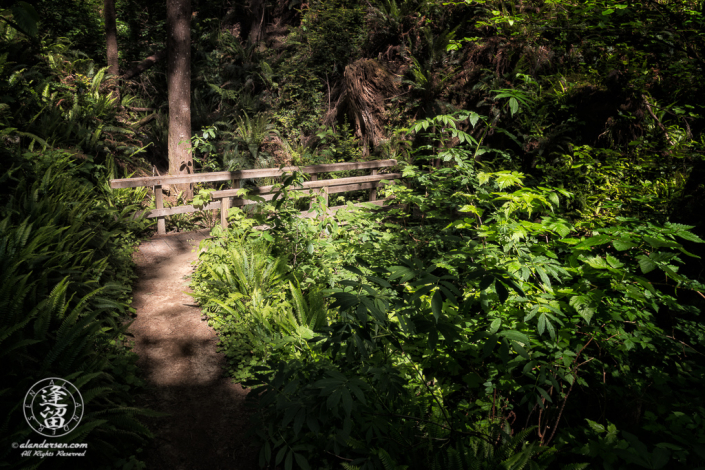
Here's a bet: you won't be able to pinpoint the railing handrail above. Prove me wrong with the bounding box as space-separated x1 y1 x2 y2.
109 159 402 235
109 159 398 189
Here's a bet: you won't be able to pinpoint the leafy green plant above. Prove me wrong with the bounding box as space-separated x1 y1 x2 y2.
0 151 157 469
187 109 705 470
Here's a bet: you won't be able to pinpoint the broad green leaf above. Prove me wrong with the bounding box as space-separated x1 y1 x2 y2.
575 235 611 249
459 204 483 216
275 446 287 466
546 317 556 340
463 372 483 388
343 265 364 276
480 275 494 290
536 267 552 288
495 171 524 189
606 254 624 268
367 275 391 288
331 292 359 310
570 295 595 323
538 313 546 335
512 340 531 360
342 388 353 416
10 2 39 38
439 285 458 306
643 236 680 249
489 318 501 335
537 386 553 403
285 450 293 470
410 284 434 303
428 329 438 351
294 453 311 470
547 192 560 207
389 266 415 283
671 228 704 243
306 414 320 433
293 408 306 436
613 239 637 251
327 388 342 410
582 256 609 269
431 290 443 322
496 280 509 303
500 330 530 345
509 97 519 116
637 255 657 274
482 334 498 358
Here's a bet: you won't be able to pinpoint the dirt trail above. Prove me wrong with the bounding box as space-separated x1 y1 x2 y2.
129 230 258 470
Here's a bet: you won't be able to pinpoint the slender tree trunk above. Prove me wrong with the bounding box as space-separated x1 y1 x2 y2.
248 0 265 44
104 0 119 75
167 0 193 199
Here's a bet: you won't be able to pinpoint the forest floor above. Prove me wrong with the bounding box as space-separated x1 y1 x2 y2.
128 229 259 470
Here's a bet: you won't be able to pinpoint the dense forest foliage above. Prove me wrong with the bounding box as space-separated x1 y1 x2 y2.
2 0 705 468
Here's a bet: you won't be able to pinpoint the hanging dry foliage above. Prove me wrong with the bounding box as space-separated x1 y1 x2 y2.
324 59 399 156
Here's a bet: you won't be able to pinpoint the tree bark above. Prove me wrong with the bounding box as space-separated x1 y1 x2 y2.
167 0 193 199
121 50 166 80
248 0 266 44
104 0 119 75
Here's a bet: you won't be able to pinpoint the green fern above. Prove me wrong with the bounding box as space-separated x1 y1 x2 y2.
0 154 153 467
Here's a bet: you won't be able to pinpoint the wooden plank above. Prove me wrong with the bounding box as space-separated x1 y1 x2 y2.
215 180 397 209
211 173 402 198
109 159 397 188
144 200 221 218
327 180 397 194
155 184 165 235
256 173 402 194
300 160 397 173
231 193 278 207
251 199 400 230
142 181 397 218
298 199 395 219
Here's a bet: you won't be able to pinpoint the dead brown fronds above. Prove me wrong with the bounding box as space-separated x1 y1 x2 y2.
323 58 399 156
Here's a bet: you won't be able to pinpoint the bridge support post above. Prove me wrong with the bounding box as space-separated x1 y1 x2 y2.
308 174 318 210
221 196 230 230
155 185 166 235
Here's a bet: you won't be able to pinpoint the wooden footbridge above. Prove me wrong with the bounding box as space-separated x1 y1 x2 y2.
109 159 401 234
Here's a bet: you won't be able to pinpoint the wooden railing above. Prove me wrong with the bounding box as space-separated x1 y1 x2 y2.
109 159 401 235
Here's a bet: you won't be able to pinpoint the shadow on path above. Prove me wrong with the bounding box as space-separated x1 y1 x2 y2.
130 230 258 470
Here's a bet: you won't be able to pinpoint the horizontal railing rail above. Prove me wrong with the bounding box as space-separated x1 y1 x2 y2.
110 159 400 234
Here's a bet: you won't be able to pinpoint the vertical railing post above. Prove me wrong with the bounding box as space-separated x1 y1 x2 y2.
222 179 240 230
309 173 318 210
155 184 166 235
220 196 230 229
369 168 378 202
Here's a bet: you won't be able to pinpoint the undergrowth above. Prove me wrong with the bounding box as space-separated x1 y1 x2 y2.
0 150 157 469
191 111 705 470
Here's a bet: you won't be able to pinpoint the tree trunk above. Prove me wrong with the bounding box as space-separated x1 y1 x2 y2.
104 0 119 75
248 0 265 44
167 0 193 199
